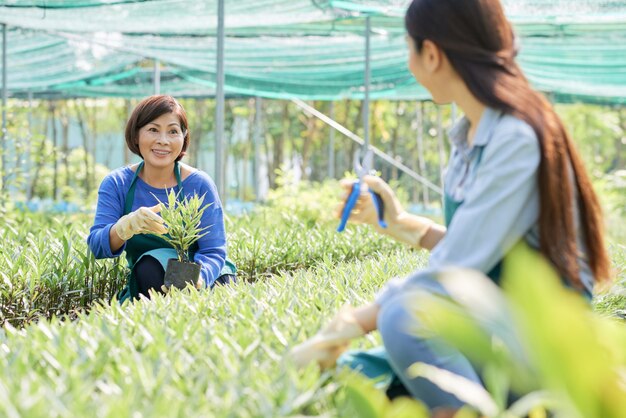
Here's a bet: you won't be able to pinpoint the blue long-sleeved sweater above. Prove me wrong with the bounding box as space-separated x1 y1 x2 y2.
87 166 226 287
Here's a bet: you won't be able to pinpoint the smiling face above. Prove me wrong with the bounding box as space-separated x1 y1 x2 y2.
137 112 185 170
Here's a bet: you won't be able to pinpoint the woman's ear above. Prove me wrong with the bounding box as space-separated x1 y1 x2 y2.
421 39 444 73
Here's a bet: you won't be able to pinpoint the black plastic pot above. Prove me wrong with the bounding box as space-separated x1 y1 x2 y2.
164 259 201 290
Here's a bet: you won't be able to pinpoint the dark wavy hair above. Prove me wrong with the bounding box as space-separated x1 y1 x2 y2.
405 0 610 286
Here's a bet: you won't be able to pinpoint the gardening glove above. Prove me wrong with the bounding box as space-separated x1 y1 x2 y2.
113 204 168 241
289 305 365 369
335 175 434 248
195 273 204 289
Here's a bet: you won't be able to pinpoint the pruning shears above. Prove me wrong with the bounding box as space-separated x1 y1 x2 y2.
337 149 387 232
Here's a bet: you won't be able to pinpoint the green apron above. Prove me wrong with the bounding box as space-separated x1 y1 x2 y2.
117 161 235 304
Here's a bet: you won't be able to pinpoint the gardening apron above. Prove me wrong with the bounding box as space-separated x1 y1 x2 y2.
117 161 236 303
337 146 508 392
117 161 190 304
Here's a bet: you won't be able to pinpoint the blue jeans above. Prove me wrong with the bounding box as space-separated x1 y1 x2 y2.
343 277 483 410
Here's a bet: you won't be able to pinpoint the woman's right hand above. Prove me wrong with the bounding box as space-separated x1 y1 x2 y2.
113 204 168 241
335 175 435 249
335 175 405 228
336 174 414 234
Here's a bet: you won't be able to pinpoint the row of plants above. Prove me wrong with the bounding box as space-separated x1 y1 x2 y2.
0 247 419 417
0 227 624 417
2 176 625 327
0 180 405 326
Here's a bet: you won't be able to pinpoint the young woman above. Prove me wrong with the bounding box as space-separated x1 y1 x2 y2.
87 95 236 303
291 0 610 414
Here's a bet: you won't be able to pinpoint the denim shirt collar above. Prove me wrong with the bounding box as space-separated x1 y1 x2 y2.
447 107 502 151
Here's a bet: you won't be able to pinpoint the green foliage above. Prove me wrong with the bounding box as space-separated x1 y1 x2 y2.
0 181 412 326
593 243 626 318
152 190 211 263
408 243 626 418
0 243 418 417
505 244 626 418
229 175 406 281
340 372 429 418
0 211 126 327
0 140 625 416
557 104 624 174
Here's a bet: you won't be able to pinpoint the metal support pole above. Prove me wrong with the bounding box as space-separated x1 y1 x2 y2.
215 0 226 199
124 99 132 165
1 24 7 194
328 101 335 179
25 90 33 197
436 105 446 192
253 97 262 201
416 102 429 206
27 91 33 130
153 59 160 95
363 16 371 153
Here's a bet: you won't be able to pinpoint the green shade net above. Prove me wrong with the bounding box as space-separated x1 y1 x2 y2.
0 0 625 104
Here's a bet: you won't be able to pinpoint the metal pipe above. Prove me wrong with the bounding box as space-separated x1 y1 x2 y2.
25 90 33 197
215 0 225 199
27 90 33 130
328 101 335 179
436 105 446 191
416 101 429 205
363 16 371 153
153 59 160 95
253 97 262 201
1 24 7 193
291 98 442 195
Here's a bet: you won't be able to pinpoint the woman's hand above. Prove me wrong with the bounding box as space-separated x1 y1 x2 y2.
335 175 404 228
335 175 435 249
289 303 380 369
113 204 168 241
289 305 366 369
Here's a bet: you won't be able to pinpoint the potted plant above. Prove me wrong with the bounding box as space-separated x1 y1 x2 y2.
153 189 211 290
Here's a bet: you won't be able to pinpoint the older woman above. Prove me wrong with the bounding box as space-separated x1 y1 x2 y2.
87 95 236 303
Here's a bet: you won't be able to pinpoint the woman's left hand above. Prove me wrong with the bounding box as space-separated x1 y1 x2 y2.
195 275 204 289
289 305 366 369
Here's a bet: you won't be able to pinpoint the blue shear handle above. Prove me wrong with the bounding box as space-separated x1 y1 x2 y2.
369 190 387 228
337 181 362 232
337 181 387 232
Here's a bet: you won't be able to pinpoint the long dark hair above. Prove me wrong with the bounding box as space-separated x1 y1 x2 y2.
405 0 610 286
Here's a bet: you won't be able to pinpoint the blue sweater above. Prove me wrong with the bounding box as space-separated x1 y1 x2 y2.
87 166 227 287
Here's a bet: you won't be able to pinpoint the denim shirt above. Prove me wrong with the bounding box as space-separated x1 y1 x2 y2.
376 107 594 306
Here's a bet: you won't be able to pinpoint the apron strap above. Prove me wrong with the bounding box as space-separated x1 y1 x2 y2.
124 161 183 215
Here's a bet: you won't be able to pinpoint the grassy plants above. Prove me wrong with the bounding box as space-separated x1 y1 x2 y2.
153 190 210 263
0 183 405 326
0 179 625 417
0 211 126 326
1 180 624 327
0 248 418 417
